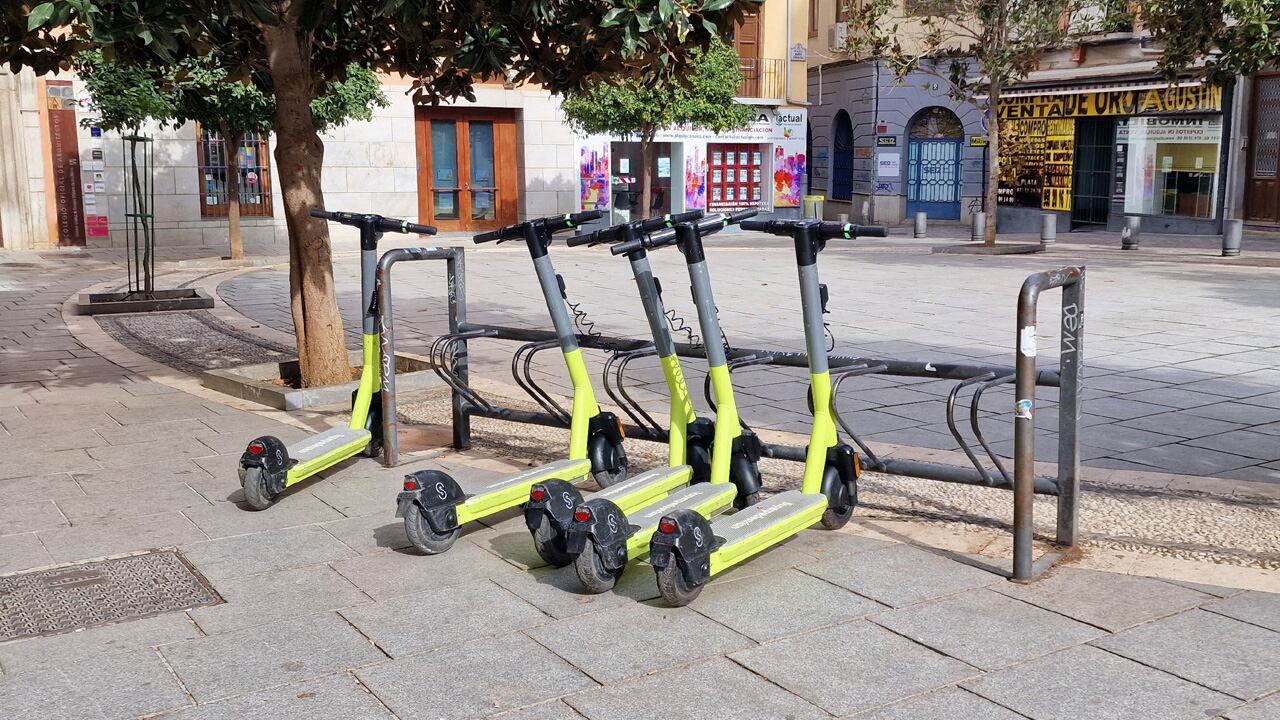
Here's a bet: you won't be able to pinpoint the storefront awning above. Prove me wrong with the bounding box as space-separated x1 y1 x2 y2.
975 62 1206 99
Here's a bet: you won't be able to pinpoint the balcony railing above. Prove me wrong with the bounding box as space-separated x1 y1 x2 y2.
737 57 786 101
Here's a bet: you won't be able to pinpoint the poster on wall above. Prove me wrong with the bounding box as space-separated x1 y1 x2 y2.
1042 119 1074 211
684 145 707 209
770 109 807 207
998 118 1050 207
876 153 900 178
579 140 610 211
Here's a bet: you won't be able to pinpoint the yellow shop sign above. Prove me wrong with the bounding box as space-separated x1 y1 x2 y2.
998 85 1222 120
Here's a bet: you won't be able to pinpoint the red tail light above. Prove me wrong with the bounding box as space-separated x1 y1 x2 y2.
529 486 547 502
403 478 418 491
247 440 265 456
573 507 591 523
657 517 677 535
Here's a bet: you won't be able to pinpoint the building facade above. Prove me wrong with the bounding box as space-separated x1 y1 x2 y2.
0 70 580 251
576 0 812 223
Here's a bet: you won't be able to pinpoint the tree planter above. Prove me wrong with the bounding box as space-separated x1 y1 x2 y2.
201 350 439 410
76 288 215 315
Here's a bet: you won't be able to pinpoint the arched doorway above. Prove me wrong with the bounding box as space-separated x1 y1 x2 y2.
831 110 854 201
906 106 964 220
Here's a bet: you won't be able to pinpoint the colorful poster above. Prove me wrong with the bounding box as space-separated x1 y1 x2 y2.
684 146 707 209
771 109 807 208
579 140 610 211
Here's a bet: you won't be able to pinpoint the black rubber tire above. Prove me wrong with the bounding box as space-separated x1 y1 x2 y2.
687 440 712 484
574 541 624 594
734 491 760 510
532 521 575 568
361 437 383 459
591 437 628 488
240 467 274 511
404 508 460 555
655 561 704 606
820 504 854 530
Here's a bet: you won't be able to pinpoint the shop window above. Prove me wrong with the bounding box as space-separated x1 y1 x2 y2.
707 143 765 211
197 126 273 218
809 0 818 37
1117 116 1221 220
831 110 854 201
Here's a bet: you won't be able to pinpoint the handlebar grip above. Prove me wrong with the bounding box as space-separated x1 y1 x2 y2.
611 239 643 256
564 229 602 247
309 208 336 220
725 209 759 225
473 228 507 243
818 222 888 239
570 209 604 224
739 219 770 232
546 210 604 233
643 210 704 231
402 221 437 235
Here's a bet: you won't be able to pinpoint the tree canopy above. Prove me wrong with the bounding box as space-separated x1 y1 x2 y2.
1139 0 1280 82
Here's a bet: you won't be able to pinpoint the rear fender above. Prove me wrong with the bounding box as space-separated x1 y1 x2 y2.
522 479 582 534
239 436 290 496
564 498 632 569
648 509 716 586
396 470 465 533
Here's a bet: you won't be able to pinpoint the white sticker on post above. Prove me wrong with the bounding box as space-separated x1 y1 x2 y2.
1019 325 1037 357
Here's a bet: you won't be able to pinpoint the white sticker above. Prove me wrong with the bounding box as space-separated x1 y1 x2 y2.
924 362 936 372
1015 399 1033 419
1019 326 1037 357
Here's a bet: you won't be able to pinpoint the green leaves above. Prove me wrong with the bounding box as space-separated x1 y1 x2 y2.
27 3 56 29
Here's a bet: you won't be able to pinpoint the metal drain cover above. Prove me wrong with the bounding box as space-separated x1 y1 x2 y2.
0 550 221 642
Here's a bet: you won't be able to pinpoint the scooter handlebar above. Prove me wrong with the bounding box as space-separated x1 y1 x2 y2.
609 210 756 256
474 210 605 244
309 208 437 235
739 218 887 239
565 210 705 247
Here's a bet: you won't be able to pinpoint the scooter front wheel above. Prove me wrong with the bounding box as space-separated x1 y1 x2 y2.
656 562 704 606
820 504 854 530
404 509 460 555
240 467 275 511
532 521 575 568
574 541 624 594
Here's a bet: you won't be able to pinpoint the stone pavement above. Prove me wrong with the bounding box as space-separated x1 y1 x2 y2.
219 229 1280 488
1 243 1278 720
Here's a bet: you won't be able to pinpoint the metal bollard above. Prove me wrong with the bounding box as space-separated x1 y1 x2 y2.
971 212 986 242
1121 216 1141 250
1222 218 1243 257
914 212 927 238
1041 214 1057 244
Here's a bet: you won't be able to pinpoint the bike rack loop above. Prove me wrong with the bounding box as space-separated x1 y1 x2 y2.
375 246 466 468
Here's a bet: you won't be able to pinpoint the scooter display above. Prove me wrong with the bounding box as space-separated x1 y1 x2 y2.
551 211 763 592
395 210 630 558
646 218 887 605
238 209 436 510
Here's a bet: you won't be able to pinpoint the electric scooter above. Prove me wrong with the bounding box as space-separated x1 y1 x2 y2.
238 209 436 510
647 218 887 606
551 211 764 592
396 210 629 559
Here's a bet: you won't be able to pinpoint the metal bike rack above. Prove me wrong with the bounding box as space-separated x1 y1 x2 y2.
378 251 1085 582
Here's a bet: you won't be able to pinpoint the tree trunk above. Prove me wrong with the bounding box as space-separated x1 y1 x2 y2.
261 21 351 387
984 78 1001 246
639 137 654 220
221 123 245 260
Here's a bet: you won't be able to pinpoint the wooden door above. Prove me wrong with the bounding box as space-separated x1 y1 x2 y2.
1245 74 1280 223
416 107 518 232
732 12 762 97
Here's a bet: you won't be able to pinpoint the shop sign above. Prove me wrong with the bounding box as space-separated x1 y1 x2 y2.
998 84 1221 120
969 135 988 147
876 136 898 147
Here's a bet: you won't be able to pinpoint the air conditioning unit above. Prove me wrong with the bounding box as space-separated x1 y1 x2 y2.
828 22 848 52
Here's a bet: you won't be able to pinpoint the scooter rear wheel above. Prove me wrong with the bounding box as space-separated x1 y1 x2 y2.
656 562 704 606
241 467 275 511
574 541 624 594
532 521 575 568
404 509 460 555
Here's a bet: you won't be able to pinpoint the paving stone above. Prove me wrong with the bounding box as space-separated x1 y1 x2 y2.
0 448 98 481
70 459 213 496
0 532 53 574
107 403 220 426
799 543 1000 608
849 686 1027 719
875 587 1107 670
57 483 212 523
341 579 548 658
730 619 977 716
320 514 412 555
181 525 358 581
0 428 106 453
1185 402 1280 426
784 528 895 561
992 567 1213 632
491 561 660 620
182 493 346 538
492 700 586 720
1184 430 1280 460
330 539 518 600
0 648 190 719
964 645 1236 720
1084 397 1176 421
1118 411 1244 439
156 672 394 720
192 565 370 635
691 568 884 642
1116 443 1258 475
355 633 595 720
1225 693 1280 720
0 499 67 535
527 601 752 683
0 612 201 675
1208 591 1280 633
1093 610 1280 700
0 472 84 505
566 657 826 720
160 612 386 703
1078 423 1183 453
37 511 208 563
95 418 214 446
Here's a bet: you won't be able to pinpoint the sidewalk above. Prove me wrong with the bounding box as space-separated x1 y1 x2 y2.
0 248 1277 719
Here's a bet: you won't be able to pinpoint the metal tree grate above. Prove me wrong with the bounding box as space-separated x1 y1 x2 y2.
0 551 221 642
